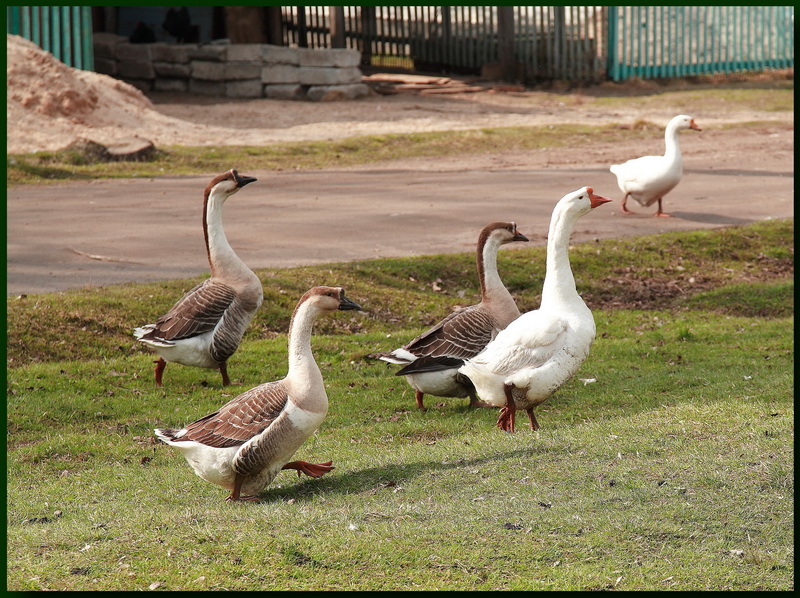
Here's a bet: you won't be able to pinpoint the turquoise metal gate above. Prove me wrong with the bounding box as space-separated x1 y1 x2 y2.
607 5 794 81
6 6 94 70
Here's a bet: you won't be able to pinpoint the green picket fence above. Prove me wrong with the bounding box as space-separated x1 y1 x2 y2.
607 5 794 81
7 6 94 70
283 5 792 84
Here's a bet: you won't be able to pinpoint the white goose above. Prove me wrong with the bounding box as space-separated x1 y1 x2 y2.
610 114 701 217
155 286 361 502
459 188 610 433
135 169 263 387
372 221 529 410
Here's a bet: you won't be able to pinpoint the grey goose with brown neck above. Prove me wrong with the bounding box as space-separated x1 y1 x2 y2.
371 221 529 410
135 169 262 386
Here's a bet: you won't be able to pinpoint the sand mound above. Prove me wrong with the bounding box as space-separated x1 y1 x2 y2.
6 34 221 153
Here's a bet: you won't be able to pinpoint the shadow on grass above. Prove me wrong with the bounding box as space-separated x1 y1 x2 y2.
8 161 95 182
257 444 543 503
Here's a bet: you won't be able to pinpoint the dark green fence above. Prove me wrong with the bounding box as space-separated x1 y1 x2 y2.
282 5 792 84
607 6 794 81
281 6 605 82
6 6 94 70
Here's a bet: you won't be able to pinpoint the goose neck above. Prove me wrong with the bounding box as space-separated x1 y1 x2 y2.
541 208 578 307
204 191 239 276
663 122 683 161
477 237 504 300
287 300 321 378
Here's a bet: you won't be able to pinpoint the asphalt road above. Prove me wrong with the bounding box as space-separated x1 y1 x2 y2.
7 151 793 296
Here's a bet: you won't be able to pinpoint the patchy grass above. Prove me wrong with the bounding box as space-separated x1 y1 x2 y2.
6 219 793 590
6 218 793 368
7 118 793 186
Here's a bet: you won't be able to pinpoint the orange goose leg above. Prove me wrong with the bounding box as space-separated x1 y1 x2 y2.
655 197 671 218
620 193 636 215
497 383 517 433
219 361 242 386
226 474 260 502
154 358 167 386
469 393 496 409
414 390 426 411
526 408 540 431
282 460 334 478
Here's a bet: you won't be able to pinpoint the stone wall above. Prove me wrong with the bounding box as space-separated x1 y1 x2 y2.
93 33 370 101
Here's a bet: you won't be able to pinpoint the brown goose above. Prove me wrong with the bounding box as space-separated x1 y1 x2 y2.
372 222 528 410
155 287 361 502
135 169 262 386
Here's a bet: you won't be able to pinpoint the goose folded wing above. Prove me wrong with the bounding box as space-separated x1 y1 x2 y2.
404 306 495 361
147 280 237 342
177 382 289 449
614 155 665 188
473 311 567 376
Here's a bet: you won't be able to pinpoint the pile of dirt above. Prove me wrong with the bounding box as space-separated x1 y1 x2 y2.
6 34 219 153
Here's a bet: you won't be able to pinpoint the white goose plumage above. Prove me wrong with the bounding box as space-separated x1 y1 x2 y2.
155 286 361 502
610 114 701 217
134 169 263 386
372 222 529 410
459 188 610 433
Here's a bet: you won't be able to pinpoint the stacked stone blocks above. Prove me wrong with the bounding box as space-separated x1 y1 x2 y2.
92 34 369 101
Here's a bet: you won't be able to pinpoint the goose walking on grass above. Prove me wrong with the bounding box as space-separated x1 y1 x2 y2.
371 222 529 410
135 169 263 387
155 286 361 502
459 188 610 433
610 114 701 218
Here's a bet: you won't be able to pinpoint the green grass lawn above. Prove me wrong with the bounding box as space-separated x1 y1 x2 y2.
6 219 793 590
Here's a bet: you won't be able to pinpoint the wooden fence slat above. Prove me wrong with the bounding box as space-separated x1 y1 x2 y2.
270 5 791 84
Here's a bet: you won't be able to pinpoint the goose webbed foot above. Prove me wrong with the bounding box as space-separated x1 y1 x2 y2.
282 460 334 478
225 494 261 502
654 198 671 217
497 383 517 433
226 475 261 502
620 194 636 215
469 395 498 409
220 362 241 386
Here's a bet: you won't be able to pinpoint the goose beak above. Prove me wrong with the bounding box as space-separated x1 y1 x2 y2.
510 222 529 242
587 188 612 209
236 174 258 188
689 119 702 131
338 294 362 312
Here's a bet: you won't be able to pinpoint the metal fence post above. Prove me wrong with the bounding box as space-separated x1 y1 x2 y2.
607 5 619 81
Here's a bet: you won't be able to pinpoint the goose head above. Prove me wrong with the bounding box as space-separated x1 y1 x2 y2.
301 286 362 314
670 114 702 132
205 169 258 201
480 221 530 247
557 187 611 218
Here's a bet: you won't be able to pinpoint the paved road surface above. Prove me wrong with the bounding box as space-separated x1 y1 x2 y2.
6 157 793 296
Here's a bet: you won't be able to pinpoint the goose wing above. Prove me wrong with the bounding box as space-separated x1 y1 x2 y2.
611 154 679 199
141 279 237 343
172 381 289 449
471 309 567 376
396 305 496 374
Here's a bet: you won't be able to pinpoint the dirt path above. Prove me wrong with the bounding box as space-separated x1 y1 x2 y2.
6 79 794 296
